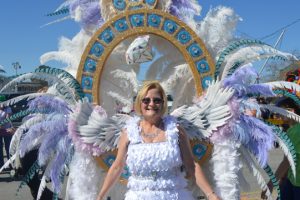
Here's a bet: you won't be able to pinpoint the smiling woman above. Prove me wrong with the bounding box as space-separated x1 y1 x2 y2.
96 80 220 200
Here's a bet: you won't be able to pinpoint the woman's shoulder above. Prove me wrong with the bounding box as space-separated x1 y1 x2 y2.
124 115 141 143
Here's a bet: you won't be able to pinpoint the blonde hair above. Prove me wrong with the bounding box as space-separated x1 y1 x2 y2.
134 80 168 115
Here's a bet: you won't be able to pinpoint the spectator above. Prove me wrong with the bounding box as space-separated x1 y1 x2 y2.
0 104 13 168
261 97 300 200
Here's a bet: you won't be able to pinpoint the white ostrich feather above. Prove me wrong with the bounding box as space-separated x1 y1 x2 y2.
211 139 242 200
107 91 132 110
0 93 48 107
239 146 274 200
9 115 45 157
195 6 241 57
36 174 48 200
40 51 76 67
40 30 91 77
147 54 178 80
260 104 300 124
66 151 111 200
274 134 296 178
220 45 296 79
161 64 191 94
99 0 117 21
156 0 172 12
110 69 138 93
264 81 300 92
0 154 16 173
0 73 76 103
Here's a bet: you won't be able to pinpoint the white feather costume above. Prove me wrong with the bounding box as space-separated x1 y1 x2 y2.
1 1 299 200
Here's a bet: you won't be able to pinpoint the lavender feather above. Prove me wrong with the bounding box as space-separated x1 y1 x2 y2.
28 96 71 115
19 122 47 157
38 118 68 166
223 64 256 86
69 0 103 29
240 115 275 167
50 136 72 193
169 0 200 19
247 84 275 97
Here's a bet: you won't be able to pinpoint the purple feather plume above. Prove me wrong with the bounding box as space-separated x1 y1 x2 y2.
38 117 68 166
19 122 47 157
240 115 275 167
69 0 103 30
28 95 71 115
50 136 72 193
169 0 200 19
223 64 257 87
247 84 275 97
222 64 275 97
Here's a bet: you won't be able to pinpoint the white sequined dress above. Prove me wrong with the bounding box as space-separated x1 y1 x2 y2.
124 116 194 200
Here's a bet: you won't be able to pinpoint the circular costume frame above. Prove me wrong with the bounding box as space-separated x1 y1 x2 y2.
77 8 215 104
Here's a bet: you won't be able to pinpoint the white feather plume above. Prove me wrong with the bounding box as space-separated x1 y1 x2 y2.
195 6 241 57
40 30 91 77
0 154 16 173
260 104 300 124
110 69 138 93
263 81 300 93
220 45 296 79
239 146 274 200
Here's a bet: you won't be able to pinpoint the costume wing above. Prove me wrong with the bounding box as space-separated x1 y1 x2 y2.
69 99 132 155
171 79 234 139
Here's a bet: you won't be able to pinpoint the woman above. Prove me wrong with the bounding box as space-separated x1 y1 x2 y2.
97 81 219 200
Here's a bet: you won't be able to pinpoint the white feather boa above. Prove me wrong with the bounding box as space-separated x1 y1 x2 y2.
66 151 103 200
66 151 127 200
211 138 242 200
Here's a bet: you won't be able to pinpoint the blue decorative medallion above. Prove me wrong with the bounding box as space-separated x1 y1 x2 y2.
99 28 114 44
81 76 93 90
130 14 144 27
84 58 97 73
176 29 191 44
192 144 207 159
114 18 129 32
187 43 202 57
148 14 161 27
196 60 210 73
89 42 104 58
113 0 126 11
104 155 116 166
202 76 212 89
145 0 156 6
163 19 177 34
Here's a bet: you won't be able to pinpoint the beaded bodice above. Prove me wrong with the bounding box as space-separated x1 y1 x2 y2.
124 116 193 199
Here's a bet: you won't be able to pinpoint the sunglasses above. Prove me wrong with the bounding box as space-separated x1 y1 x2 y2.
141 97 164 104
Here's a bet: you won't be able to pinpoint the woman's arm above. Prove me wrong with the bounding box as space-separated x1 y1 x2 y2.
177 125 195 179
178 125 220 200
96 130 129 200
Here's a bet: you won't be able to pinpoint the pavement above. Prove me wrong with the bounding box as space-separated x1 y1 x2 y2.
0 148 284 200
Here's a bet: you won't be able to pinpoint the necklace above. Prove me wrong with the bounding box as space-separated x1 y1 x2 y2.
141 120 163 139
141 129 159 138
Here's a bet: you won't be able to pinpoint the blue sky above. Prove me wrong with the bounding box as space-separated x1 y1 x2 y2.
0 0 299 76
